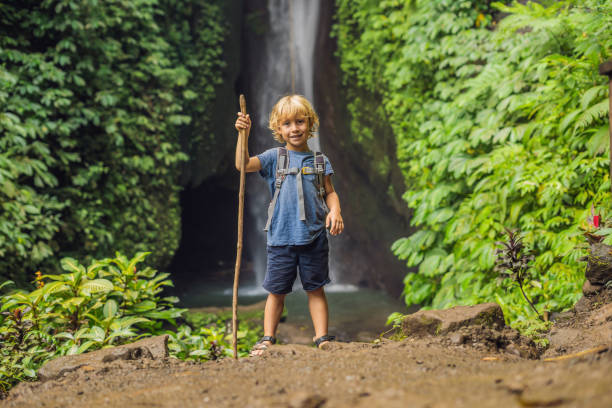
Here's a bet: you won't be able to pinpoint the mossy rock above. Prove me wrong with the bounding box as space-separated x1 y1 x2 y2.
400 303 505 338
586 243 612 285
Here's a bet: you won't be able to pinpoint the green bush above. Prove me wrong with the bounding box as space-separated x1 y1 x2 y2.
0 252 261 397
335 0 612 327
0 0 226 285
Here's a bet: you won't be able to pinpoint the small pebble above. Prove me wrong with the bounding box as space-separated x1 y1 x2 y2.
450 333 465 345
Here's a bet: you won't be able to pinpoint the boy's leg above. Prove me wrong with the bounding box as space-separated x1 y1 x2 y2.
255 244 297 355
264 292 286 338
306 287 329 344
251 292 286 356
298 232 332 347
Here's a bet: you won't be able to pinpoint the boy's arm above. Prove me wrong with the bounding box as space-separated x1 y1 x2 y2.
235 112 262 173
323 175 344 236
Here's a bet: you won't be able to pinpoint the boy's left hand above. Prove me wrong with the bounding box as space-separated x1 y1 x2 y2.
326 210 344 236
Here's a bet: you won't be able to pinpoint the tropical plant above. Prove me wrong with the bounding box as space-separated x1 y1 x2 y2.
495 229 541 320
0 252 261 397
170 310 262 361
334 0 612 329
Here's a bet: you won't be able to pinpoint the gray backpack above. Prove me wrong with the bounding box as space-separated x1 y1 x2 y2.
264 147 329 231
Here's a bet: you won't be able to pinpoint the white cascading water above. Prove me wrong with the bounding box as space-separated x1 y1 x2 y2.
244 0 337 292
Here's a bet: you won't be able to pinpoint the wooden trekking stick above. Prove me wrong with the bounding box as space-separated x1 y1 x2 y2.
232 94 247 359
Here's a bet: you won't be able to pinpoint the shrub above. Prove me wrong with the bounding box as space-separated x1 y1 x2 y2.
0 0 227 284
335 0 612 328
0 252 260 397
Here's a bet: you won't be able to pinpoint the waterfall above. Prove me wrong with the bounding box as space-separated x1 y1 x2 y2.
246 0 323 289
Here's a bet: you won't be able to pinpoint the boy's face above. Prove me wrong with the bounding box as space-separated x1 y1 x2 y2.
278 114 310 151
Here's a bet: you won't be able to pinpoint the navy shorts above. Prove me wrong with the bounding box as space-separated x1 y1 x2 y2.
263 231 331 294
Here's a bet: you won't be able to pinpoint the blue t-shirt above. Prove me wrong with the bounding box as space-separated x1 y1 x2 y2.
257 148 334 246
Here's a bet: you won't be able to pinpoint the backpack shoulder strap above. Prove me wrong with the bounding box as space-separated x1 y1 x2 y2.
264 147 289 231
313 151 329 213
275 147 289 186
313 151 325 174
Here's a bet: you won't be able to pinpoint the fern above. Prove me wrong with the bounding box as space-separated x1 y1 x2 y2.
574 100 609 131
586 125 610 156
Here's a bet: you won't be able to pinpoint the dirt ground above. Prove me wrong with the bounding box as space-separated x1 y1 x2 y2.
3 290 611 408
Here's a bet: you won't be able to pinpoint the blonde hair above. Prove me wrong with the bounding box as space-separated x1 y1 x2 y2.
268 94 320 143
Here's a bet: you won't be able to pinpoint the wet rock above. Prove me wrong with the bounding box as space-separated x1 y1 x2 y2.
400 303 505 337
583 280 603 296
585 243 612 285
37 335 169 382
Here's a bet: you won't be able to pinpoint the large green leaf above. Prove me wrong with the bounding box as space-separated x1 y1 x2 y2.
0 280 14 291
61 258 85 275
76 340 97 354
79 279 113 295
103 299 118 318
132 301 156 312
42 281 70 297
61 297 85 308
117 316 151 329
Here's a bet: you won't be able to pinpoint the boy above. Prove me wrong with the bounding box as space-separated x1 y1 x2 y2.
234 94 344 356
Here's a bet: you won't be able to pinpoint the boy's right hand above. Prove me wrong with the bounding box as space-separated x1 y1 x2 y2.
235 112 251 136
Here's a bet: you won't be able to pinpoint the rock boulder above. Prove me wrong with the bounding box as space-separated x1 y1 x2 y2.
37 334 169 382
585 243 612 285
401 303 505 337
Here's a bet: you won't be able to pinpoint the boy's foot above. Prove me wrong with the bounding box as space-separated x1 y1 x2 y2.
313 335 335 350
249 336 276 357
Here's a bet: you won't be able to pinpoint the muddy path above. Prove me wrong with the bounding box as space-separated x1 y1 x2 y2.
3 291 611 408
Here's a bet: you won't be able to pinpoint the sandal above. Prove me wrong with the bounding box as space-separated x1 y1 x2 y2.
249 336 276 357
314 334 335 349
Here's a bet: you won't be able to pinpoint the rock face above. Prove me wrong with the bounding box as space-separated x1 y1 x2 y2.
401 303 505 337
171 0 412 296
585 243 612 286
37 335 169 382
312 1 411 295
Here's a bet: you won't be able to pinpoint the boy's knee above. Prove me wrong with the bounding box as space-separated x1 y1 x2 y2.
306 287 325 297
268 293 286 302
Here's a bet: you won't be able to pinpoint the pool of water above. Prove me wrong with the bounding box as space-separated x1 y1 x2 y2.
171 279 412 342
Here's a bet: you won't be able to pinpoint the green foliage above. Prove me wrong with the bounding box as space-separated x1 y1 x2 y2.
0 0 227 284
173 310 263 360
0 252 260 397
511 317 553 347
335 0 612 328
